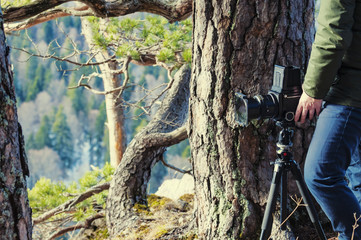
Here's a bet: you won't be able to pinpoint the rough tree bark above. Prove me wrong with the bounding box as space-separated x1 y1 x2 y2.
106 65 190 236
189 0 314 239
0 9 32 240
2 0 318 238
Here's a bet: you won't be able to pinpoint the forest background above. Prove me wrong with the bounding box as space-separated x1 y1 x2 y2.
8 14 191 192
0 0 328 239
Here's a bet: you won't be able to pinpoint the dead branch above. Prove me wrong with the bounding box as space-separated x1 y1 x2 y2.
115 57 131 100
160 154 192 175
33 182 110 225
146 63 176 109
68 57 132 95
47 212 104 240
4 0 193 32
11 46 116 67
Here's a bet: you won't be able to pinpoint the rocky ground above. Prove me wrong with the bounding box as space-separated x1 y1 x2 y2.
71 192 338 240
76 194 197 240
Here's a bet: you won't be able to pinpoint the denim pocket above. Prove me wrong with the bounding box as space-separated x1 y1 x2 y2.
319 103 352 118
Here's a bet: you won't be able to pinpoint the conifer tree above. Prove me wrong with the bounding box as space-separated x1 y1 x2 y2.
51 106 74 169
68 74 86 116
26 64 46 101
26 132 36 150
92 101 107 166
39 21 54 43
34 115 52 149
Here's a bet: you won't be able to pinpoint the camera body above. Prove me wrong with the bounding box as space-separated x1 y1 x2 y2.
235 65 302 126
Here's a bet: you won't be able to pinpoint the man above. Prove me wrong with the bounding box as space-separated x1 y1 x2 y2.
295 0 361 239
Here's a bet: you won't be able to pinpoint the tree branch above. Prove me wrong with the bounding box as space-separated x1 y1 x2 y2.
5 5 93 32
4 0 193 32
33 182 110 225
11 46 116 67
3 0 70 22
143 125 188 148
47 212 105 240
160 155 192 175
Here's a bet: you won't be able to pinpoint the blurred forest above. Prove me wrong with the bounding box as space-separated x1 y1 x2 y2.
7 15 191 192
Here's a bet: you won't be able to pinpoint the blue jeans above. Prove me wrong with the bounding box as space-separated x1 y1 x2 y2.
304 103 361 240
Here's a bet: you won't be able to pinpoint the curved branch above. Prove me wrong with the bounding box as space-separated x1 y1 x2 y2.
47 212 104 240
160 150 192 175
33 182 110 225
106 65 191 236
4 0 193 32
3 0 70 22
143 125 188 148
5 5 92 32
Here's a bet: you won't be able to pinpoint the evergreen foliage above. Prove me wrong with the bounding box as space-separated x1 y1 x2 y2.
8 13 191 206
39 21 55 44
68 74 86 116
51 106 74 168
26 64 46 101
34 115 53 149
90 101 108 166
26 133 36 150
28 163 114 219
86 15 192 65
3 0 32 8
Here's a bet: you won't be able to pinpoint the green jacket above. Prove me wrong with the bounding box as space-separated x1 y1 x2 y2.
303 0 361 108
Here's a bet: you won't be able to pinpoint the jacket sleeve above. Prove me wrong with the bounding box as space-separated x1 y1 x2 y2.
303 0 356 99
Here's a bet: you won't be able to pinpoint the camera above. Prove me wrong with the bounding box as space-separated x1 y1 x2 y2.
235 65 302 126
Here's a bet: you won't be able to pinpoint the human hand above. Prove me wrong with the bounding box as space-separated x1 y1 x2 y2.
295 92 323 124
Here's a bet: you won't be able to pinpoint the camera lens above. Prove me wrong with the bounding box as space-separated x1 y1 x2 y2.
235 93 278 126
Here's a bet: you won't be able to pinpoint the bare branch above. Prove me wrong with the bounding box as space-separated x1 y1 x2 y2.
33 182 110 225
4 0 193 32
69 76 129 95
146 63 176 108
11 46 116 67
160 155 192 175
47 212 104 240
115 57 131 100
68 58 132 96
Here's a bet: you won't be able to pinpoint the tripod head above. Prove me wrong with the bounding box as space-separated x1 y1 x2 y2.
275 120 295 161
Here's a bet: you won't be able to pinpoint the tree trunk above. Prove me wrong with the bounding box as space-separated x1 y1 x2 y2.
82 19 126 167
189 0 314 239
0 10 32 240
106 65 190 236
98 56 126 167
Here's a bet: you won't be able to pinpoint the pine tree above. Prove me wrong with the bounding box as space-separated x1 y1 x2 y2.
26 133 37 150
39 21 55 44
91 101 107 166
26 64 45 101
51 106 74 169
34 115 52 149
67 74 86 116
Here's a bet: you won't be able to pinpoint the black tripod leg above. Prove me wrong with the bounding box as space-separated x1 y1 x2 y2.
280 171 288 230
290 162 327 240
260 163 284 240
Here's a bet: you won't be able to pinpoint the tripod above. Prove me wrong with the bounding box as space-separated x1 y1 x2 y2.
259 121 327 240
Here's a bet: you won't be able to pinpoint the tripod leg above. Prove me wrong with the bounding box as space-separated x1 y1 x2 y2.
289 161 327 240
280 171 288 230
260 163 284 240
